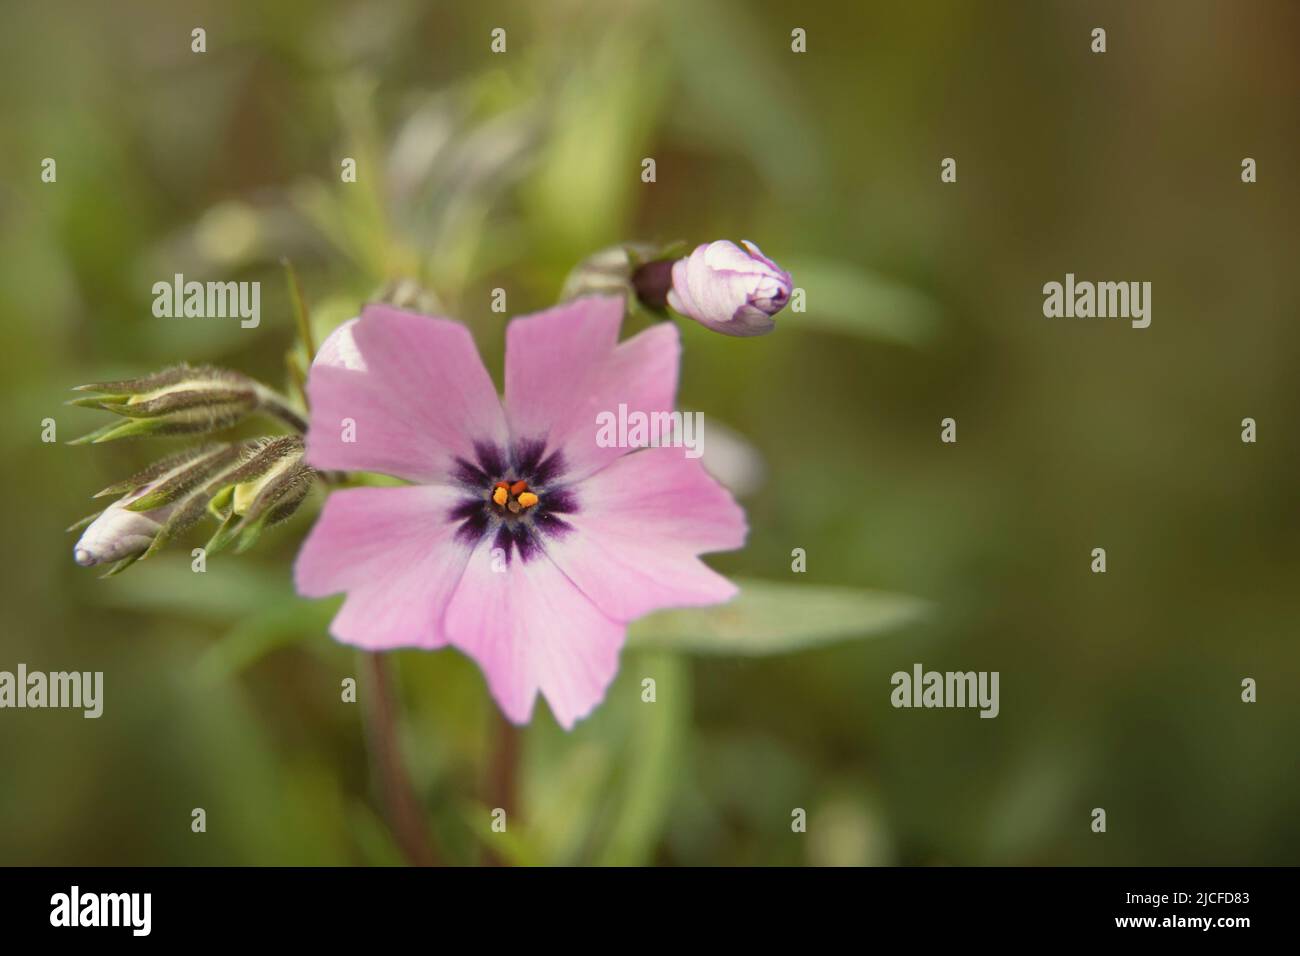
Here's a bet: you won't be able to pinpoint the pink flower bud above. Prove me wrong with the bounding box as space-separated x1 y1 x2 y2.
667 240 792 336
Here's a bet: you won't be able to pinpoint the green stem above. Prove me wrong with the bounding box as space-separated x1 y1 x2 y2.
285 350 310 411
282 258 317 359
360 652 438 866
253 384 309 434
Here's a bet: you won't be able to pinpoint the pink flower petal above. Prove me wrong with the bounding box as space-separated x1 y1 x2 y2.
543 446 747 621
305 304 508 483
443 537 626 729
315 317 366 371
503 296 679 483
684 248 752 321
295 485 474 649
704 239 761 272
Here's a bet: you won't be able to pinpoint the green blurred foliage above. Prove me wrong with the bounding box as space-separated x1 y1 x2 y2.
1 0 1298 866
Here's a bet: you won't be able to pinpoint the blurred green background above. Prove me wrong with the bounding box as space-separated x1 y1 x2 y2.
2 0 1298 865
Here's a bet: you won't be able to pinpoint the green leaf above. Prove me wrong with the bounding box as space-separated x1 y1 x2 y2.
627 577 927 656
457 800 544 867
524 32 668 260
347 800 406 867
98 552 144 579
67 418 159 444
194 597 340 686
203 511 242 555
207 484 236 520
281 258 316 359
85 555 293 620
521 733 613 865
592 651 688 865
783 259 943 347
65 509 104 533
668 0 824 191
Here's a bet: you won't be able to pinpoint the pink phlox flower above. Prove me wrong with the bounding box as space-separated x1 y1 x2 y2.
294 295 746 728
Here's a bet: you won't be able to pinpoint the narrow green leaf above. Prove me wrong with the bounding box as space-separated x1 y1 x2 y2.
282 258 317 359
67 420 143 445
456 800 543 867
193 597 340 686
98 552 143 578
593 651 688 865
65 509 105 533
204 512 242 555
627 577 928 656
65 394 129 409
782 258 943 347
207 484 236 521
85 555 293 620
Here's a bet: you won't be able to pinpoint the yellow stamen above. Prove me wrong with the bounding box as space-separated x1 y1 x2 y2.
517 492 539 509
492 486 508 506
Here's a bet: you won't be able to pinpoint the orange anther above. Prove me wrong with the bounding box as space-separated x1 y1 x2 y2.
509 480 529 496
517 492 539 509
492 486 508 506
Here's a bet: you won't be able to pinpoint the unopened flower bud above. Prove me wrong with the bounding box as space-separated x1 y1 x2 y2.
69 364 261 443
666 240 792 337
69 441 264 573
73 485 176 568
206 436 315 554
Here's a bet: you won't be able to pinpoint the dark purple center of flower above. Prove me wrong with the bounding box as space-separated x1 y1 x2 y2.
448 439 577 565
